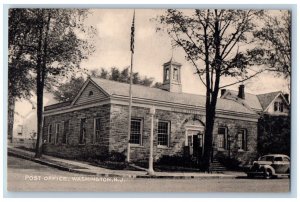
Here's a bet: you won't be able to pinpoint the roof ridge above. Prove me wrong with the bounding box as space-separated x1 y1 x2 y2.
257 91 282 96
91 77 209 98
226 89 258 96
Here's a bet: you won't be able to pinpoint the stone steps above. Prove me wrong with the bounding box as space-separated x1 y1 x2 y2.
210 159 227 172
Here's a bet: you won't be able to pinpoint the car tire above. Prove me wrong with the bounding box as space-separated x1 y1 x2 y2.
247 173 254 179
264 170 272 179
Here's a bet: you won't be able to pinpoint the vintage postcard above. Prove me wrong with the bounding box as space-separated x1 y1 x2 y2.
6 7 292 194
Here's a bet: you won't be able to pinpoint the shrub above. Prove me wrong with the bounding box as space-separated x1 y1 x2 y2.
156 155 198 167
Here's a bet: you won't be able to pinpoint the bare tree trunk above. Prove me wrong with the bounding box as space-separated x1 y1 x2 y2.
203 93 218 172
7 95 15 144
202 10 222 172
35 79 44 158
35 10 51 158
34 11 45 158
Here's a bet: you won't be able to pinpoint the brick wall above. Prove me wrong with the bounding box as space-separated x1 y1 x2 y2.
42 104 111 159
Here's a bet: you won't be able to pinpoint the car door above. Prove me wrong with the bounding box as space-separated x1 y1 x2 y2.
272 156 289 174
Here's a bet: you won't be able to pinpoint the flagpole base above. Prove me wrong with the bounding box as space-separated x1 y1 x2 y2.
147 168 155 176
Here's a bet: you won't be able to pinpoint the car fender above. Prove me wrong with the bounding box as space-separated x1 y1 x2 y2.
261 165 275 175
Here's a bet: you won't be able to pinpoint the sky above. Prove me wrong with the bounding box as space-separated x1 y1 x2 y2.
80 9 289 95
15 9 290 119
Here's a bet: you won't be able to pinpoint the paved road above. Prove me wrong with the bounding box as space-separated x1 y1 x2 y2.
7 155 290 192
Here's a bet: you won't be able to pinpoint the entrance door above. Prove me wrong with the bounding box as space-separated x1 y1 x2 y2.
187 130 204 158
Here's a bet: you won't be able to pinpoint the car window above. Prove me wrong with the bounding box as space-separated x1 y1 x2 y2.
260 156 273 161
259 156 266 161
283 157 290 162
274 157 283 161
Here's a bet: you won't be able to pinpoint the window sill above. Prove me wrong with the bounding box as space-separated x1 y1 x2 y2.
157 145 170 149
217 148 227 151
130 144 143 148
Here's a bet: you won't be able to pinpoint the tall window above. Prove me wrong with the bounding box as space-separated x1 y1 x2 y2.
62 120 69 144
237 129 247 150
165 68 169 80
279 102 284 112
130 119 142 145
48 124 53 143
93 118 101 144
158 121 170 147
217 127 227 149
79 118 86 145
173 68 179 81
55 123 60 144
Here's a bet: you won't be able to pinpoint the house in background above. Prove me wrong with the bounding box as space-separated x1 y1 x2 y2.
12 93 57 149
220 86 290 116
220 86 290 156
42 59 260 166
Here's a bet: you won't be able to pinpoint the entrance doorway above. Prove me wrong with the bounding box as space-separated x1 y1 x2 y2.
186 130 204 158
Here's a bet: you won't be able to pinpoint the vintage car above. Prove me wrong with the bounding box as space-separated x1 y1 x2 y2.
246 154 290 179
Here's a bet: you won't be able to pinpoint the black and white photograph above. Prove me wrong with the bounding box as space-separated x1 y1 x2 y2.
5 6 293 194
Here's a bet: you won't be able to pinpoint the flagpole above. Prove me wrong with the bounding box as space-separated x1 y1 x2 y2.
126 10 135 163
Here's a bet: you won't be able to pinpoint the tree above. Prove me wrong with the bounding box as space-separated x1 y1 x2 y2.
157 9 265 171
152 82 163 89
8 9 95 158
8 9 35 143
254 11 291 79
257 114 290 156
53 66 155 102
52 76 85 102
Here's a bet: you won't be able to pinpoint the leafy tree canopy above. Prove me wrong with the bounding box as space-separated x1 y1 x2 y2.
53 66 155 102
254 11 291 79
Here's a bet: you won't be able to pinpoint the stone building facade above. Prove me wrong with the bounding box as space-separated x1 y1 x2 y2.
43 59 259 163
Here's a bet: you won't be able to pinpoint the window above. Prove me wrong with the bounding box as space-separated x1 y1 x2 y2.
93 118 101 144
279 102 284 112
173 68 179 81
217 127 227 149
283 157 290 162
79 118 86 145
88 91 93 96
237 129 247 150
274 101 284 112
274 102 278 111
165 68 169 80
259 156 273 161
55 123 60 144
62 120 69 144
158 121 170 147
274 157 283 161
130 119 142 145
48 124 53 143
17 125 23 136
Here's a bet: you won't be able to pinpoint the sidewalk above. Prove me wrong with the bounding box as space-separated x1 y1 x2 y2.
7 146 246 179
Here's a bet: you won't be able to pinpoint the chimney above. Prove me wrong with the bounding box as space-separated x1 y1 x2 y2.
284 93 289 103
238 85 245 99
221 89 226 97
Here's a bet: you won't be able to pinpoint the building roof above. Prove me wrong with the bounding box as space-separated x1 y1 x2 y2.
220 90 263 111
91 78 257 115
257 91 283 111
163 57 182 66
